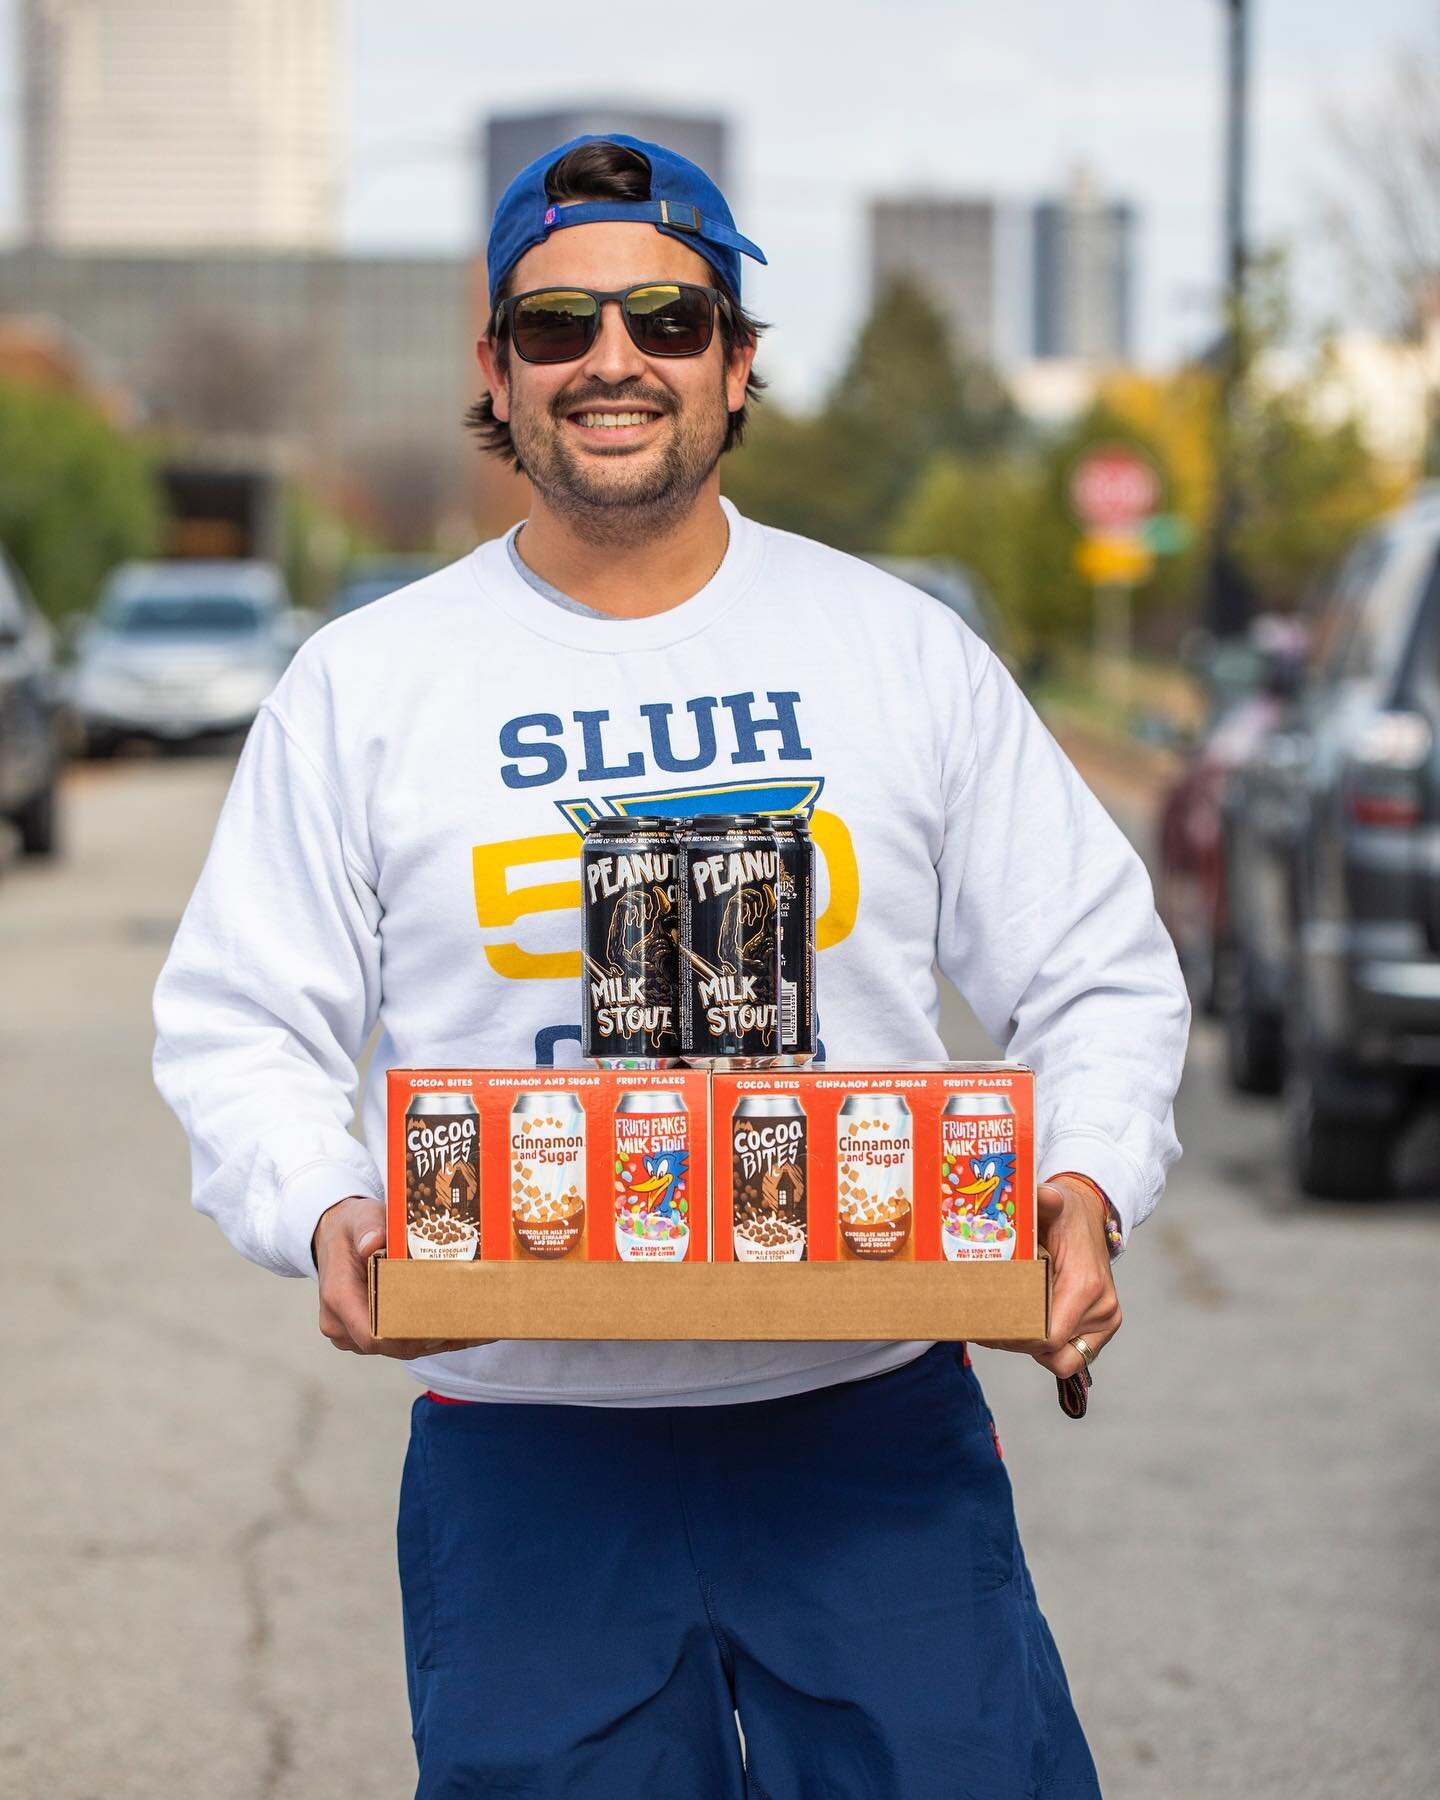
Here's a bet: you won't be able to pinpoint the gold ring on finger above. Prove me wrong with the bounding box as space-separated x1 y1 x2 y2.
1068 1335 1097 1367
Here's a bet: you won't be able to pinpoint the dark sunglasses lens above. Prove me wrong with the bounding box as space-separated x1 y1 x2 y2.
624 284 714 355
511 290 598 362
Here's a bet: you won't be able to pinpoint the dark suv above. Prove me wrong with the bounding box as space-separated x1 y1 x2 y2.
0 545 62 859
1222 491 1440 1195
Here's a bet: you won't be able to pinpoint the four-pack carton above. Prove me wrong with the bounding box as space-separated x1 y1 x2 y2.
711 1065 1035 1262
387 1068 710 1264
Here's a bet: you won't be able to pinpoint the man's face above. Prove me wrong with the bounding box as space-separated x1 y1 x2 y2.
477 222 754 529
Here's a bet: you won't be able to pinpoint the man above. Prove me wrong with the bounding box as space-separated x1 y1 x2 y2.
155 134 1189 1797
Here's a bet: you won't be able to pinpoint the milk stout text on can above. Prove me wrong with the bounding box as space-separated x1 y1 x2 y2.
581 816 681 1068
613 1090 691 1261
940 1093 1019 1261
678 815 781 1066
758 813 816 1064
836 1094 914 1260
731 1094 807 1261
510 1091 587 1259
404 1093 480 1260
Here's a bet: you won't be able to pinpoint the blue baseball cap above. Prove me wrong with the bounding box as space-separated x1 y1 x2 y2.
486 132 767 305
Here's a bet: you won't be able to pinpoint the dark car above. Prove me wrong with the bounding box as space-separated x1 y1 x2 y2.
1157 619 1308 1016
1221 492 1440 1195
0 544 63 858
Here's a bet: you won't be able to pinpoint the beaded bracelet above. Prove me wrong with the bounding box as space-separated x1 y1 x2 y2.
1051 1170 1125 1256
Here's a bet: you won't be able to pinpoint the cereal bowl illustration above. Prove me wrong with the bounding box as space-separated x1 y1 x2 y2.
512 1186 586 1259
407 1194 480 1261
940 1151 1019 1261
733 1204 806 1262
614 1147 691 1261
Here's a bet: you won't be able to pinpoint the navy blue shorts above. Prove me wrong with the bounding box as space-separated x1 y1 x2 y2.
398 1342 1100 1798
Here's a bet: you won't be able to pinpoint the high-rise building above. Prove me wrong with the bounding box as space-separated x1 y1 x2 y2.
1032 171 1134 363
482 107 730 249
867 196 1029 366
21 0 340 251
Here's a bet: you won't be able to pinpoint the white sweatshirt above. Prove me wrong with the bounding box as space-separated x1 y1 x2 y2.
153 497 1189 1407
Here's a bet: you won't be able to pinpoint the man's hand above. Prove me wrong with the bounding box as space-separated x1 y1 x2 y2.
311 1196 491 1360
976 1177 1121 1379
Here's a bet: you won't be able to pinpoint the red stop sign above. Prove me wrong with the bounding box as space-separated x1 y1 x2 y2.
1068 445 1161 531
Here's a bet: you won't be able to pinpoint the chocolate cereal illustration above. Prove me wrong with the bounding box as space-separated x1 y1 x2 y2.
404 1092 481 1260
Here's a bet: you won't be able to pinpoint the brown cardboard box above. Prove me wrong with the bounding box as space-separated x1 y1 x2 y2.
368 1252 1050 1343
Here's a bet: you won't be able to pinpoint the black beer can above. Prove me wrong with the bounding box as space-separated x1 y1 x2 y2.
678 815 782 1066
580 817 682 1067
758 812 817 1064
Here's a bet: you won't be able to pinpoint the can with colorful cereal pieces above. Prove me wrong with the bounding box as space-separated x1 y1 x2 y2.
509 1090 587 1259
613 1090 692 1261
405 1092 480 1260
940 1093 1018 1261
836 1093 913 1260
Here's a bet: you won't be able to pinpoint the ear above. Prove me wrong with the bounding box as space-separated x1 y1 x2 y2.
475 335 510 423
724 331 757 413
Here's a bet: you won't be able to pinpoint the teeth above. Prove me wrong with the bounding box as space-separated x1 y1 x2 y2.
576 411 655 429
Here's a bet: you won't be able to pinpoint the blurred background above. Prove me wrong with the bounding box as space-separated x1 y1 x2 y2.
1 3 1437 1796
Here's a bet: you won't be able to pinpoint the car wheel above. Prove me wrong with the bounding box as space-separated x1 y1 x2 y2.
1284 1050 1401 1200
13 776 58 857
1220 953 1284 1095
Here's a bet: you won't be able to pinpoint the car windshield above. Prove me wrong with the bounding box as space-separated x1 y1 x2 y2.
104 595 266 636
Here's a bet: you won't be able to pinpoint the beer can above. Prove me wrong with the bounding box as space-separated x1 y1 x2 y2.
940 1093 1019 1261
836 1093 914 1260
509 1091 587 1259
580 816 682 1068
404 1092 480 1260
613 1091 692 1261
758 812 816 1064
677 815 782 1067
731 1094 807 1261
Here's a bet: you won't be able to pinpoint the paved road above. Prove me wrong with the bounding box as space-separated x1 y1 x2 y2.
1 755 1435 1800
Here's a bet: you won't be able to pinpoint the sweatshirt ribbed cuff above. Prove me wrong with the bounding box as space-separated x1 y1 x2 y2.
1038 1131 1151 1255
271 1158 385 1279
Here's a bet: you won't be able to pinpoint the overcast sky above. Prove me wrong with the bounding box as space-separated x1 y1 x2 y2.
0 0 1434 406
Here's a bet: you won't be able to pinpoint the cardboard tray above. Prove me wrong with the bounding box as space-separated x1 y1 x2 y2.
368 1251 1050 1343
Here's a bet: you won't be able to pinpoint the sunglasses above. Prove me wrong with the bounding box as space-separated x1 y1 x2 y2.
493 281 732 365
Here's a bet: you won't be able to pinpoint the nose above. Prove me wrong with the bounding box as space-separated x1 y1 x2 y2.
579 296 652 385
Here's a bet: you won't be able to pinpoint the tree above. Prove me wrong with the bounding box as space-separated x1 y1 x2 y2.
0 380 161 621
723 275 1019 555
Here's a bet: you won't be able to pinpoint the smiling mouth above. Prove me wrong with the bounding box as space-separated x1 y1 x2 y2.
565 407 666 439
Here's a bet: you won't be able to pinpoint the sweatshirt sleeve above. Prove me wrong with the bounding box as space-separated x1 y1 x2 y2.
152 701 384 1278
934 640 1191 1247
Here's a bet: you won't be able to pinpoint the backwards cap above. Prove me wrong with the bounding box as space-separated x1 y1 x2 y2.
487 132 767 302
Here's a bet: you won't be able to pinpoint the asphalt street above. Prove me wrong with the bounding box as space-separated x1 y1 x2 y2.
1 751 1436 1800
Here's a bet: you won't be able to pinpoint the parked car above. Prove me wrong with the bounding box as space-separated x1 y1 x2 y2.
1157 618 1308 1018
70 561 300 754
327 556 444 621
0 545 64 856
1221 491 1440 1195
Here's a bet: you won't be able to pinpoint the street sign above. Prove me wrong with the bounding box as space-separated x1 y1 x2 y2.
1139 512 1195 555
1074 534 1155 586
1068 444 1162 533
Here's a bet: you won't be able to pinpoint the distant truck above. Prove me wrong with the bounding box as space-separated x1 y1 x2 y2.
158 461 282 564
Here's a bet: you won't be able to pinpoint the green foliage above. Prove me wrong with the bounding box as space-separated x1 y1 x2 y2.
0 381 162 622
724 275 1018 555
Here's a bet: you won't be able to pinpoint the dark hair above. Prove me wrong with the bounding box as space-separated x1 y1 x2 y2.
466 139 768 468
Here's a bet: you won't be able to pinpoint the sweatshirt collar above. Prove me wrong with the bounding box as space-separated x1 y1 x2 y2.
469 496 763 652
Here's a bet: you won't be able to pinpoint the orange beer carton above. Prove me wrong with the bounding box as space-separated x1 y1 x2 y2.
386 1067 709 1264
712 1065 1036 1263
371 1064 1048 1344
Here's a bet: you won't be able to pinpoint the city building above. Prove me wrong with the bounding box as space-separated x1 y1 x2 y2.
0 248 477 540
20 0 340 251
868 196 1030 366
1032 170 1134 363
482 107 730 243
